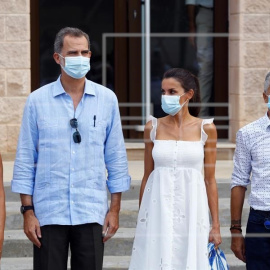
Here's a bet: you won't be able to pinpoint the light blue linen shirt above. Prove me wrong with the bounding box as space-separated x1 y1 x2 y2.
231 113 270 211
11 77 131 226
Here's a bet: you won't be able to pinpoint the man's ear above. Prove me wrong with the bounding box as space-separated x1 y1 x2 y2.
53 53 61 65
263 92 268 103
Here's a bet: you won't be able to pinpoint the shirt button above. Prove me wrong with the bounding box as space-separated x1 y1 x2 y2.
72 151 75 154
71 201 74 204
71 168 74 171
71 184 74 188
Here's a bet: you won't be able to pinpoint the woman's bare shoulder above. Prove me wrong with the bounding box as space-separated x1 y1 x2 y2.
204 122 217 142
203 121 216 133
145 120 153 130
157 115 170 125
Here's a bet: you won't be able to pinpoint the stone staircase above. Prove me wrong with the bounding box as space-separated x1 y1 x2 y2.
1 144 248 269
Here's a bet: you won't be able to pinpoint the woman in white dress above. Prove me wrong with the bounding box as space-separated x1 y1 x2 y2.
129 68 221 270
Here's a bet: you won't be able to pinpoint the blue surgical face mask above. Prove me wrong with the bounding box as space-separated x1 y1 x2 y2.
161 94 188 116
59 54 90 79
267 95 270 109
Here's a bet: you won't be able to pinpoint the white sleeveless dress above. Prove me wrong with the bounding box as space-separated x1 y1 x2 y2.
129 117 214 270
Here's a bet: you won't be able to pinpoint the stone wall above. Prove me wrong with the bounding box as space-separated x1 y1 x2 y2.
0 0 30 159
0 0 269 156
229 0 270 141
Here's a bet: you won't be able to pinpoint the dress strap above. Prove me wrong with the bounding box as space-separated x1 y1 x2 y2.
201 118 214 144
148 115 157 142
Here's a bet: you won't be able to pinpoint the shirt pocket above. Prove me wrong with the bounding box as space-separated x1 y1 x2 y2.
84 177 107 211
33 184 50 218
88 120 107 146
38 118 59 149
38 118 68 167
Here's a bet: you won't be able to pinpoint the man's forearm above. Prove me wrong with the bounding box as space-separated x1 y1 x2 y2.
20 194 33 206
231 186 246 226
110 192 121 213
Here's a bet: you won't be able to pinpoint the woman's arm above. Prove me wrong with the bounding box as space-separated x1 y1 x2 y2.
139 121 154 207
0 154 6 259
204 123 221 246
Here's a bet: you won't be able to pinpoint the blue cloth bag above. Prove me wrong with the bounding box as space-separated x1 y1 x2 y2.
208 242 230 270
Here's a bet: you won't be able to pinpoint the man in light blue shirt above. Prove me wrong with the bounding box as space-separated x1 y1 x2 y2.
230 72 270 269
11 27 130 270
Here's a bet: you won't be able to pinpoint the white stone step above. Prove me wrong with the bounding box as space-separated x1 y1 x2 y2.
5 197 250 230
2 226 247 257
1 254 245 270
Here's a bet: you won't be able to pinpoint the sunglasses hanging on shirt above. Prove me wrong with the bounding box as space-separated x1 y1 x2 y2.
70 118 81 143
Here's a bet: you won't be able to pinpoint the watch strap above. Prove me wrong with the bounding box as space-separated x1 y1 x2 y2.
20 205 34 214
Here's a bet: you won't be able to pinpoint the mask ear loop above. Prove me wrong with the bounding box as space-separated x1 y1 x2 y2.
58 54 66 69
181 98 189 107
179 92 190 107
182 87 195 108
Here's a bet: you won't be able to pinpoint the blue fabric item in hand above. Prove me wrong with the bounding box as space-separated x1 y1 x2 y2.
208 242 230 270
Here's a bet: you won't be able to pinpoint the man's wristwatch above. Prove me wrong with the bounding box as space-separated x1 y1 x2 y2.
20 205 34 214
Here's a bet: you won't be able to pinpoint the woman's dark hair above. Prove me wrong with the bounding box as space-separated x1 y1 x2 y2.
163 68 201 117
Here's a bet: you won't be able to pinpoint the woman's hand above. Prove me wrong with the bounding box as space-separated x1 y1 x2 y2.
209 226 222 247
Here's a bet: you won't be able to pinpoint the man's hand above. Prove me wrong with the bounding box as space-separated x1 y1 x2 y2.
23 211 42 248
102 211 119 243
231 231 246 262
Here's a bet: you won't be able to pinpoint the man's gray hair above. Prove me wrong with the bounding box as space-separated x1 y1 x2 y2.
264 72 270 93
54 27 90 53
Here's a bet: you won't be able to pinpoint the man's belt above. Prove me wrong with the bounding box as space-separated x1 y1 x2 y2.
250 207 270 214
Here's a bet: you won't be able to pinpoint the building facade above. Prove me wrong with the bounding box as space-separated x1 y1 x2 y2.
0 0 30 159
229 0 270 141
0 0 269 158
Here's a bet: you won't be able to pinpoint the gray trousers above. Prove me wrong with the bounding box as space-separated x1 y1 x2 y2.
196 7 214 117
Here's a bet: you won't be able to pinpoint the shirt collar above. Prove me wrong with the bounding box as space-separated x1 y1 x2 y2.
84 79 96 96
262 112 270 130
52 76 96 97
52 76 65 97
